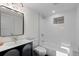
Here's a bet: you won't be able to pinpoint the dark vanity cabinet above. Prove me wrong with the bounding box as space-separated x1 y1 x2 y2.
22 43 33 56
0 42 33 56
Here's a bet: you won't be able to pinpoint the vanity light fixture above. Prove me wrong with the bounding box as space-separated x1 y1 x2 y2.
0 3 24 13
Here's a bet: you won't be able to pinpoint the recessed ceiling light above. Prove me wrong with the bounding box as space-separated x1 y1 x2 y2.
52 10 55 14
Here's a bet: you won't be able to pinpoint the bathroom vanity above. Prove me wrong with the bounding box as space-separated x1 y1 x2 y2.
0 39 33 56
0 5 33 56
0 5 28 56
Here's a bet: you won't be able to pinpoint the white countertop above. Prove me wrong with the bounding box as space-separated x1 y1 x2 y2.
0 39 33 52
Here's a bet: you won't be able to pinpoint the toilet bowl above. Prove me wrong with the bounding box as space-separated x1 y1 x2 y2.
34 46 46 56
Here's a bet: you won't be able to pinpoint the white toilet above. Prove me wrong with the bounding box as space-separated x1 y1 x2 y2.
34 46 46 56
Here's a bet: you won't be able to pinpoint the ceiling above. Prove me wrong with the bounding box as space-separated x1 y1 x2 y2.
24 3 78 17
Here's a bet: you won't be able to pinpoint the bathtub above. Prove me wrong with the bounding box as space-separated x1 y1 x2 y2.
39 41 71 56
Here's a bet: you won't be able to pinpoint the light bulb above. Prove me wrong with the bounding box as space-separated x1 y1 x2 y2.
52 10 55 14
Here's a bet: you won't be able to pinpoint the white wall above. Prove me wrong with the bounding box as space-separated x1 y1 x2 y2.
72 5 79 55
75 5 79 50
22 6 40 47
40 8 76 55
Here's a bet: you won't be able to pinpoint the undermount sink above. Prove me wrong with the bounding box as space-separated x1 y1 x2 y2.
0 41 15 51
3 42 15 47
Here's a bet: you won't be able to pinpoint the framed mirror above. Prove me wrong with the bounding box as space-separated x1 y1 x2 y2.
0 5 24 36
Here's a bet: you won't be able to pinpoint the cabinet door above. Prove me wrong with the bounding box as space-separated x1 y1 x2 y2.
0 6 24 36
22 43 33 56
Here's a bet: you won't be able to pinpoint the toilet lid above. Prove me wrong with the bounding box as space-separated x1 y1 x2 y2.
35 46 46 55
